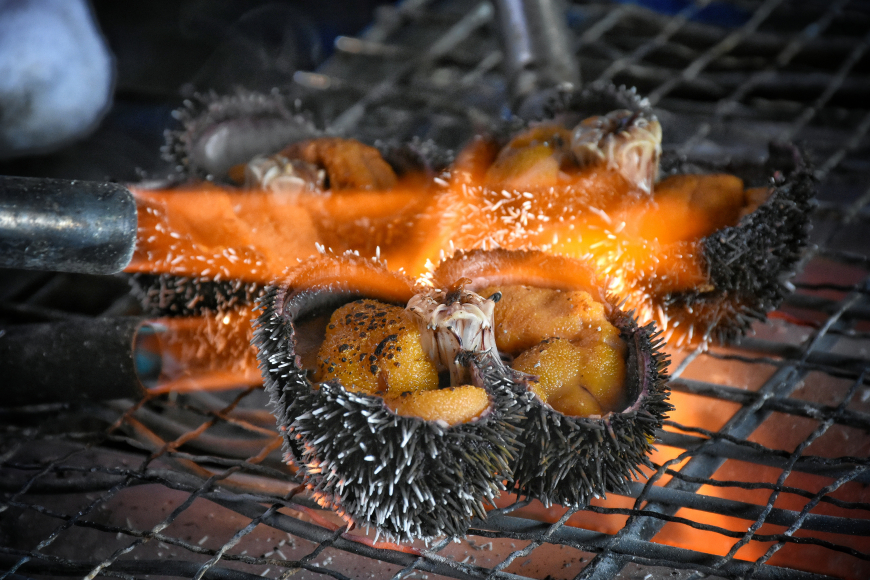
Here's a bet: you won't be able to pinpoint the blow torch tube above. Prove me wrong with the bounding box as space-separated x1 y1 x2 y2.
0 315 262 407
0 175 138 274
0 318 154 406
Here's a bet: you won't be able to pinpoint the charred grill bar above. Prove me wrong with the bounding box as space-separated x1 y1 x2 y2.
2 1 870 579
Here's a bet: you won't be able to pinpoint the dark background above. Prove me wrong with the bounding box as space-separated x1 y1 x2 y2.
0 0 392 182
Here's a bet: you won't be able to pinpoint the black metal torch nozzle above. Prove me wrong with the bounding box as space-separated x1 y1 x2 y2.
0 175 137 275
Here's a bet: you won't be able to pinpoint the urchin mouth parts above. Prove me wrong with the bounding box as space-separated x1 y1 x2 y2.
571 109 662 194
406 279 501 386
245 154 325 192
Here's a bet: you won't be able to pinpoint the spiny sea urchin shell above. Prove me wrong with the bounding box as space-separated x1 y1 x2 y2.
649 141 816 345
164 89 320 180
516 80 653 130
429 249 671 508
376 136 455 179
252 254 529 541
130 273 262 316
512 311 670 507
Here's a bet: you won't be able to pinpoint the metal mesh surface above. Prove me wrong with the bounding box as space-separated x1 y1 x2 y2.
2 1 870 579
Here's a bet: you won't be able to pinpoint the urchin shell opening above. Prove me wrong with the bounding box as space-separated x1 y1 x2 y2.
430 250 632 420
509 315 671 508
164 90 321 180
276 278 506 425
487 285 631 418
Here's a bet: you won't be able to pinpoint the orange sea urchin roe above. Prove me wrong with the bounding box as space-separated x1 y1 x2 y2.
637 174 746 244
484 125 574 189
317 300 438 395
485 285 628 416
281 138 397 191
317 299 490 425
513 337 628 414
480 285 621 354
387 386 490 426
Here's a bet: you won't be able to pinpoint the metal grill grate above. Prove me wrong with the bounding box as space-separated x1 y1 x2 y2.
2 0 870 578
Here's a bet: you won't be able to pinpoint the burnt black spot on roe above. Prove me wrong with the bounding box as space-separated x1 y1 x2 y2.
374 334 398 356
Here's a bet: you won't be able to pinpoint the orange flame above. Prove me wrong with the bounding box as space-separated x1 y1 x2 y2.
136 304 259 393
125 157 756 392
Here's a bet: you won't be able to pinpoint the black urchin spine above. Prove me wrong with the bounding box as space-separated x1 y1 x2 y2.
130 273 263 316
163 89 320 180
658 142 816 344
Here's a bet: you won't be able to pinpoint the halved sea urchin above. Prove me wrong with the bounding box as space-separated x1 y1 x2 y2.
252 253 529 541
428 249 671 508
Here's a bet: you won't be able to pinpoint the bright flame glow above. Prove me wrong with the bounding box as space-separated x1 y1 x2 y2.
136 305 259 393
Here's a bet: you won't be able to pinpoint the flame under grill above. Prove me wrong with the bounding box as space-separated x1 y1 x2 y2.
2 0 870 579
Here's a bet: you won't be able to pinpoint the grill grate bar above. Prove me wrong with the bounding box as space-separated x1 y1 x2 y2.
673 0 849 156
670 377 870 431
0 550 271 580
596 0 716 83
749 464 870 576
327 0 494 135
580 270 868 576
634 470 870 512
694 371 865 576
618 479 870 536
201 496 492 580
645 0 784 106
482 507 581 579
656 430 870 485
473 512 832 580
816 109 870 179
8 411 864 580
4 432 866 538
577 504 870 561
779 27 870 142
